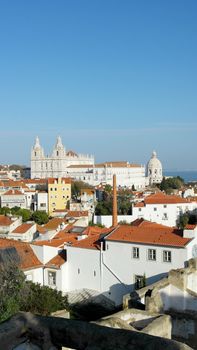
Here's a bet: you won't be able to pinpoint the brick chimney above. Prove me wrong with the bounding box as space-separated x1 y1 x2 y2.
112 174 118 227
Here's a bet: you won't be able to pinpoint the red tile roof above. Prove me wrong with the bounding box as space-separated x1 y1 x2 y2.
134 202 145 208
106 221 191 248
0 239 42 270
71 233 102 250
24 179 47 184
33 239 66 248
43 218 66 231
66 210 88 218
12 223 35 234
95 161 141 168
0 215 12 226
185 224 197 230
3 189 24 196
144 192 189 205
72 228 114 250
45 251 67 268
48 177 71 184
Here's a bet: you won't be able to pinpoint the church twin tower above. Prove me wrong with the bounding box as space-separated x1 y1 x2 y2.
31 136 94 179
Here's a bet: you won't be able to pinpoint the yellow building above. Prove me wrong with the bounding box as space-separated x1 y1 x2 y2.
48 178 71 215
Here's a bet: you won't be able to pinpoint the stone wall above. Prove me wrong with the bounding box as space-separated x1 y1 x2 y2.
0 312 193 350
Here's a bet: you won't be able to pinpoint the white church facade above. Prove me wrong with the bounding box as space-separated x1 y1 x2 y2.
31 137 163 189
31 136 94 179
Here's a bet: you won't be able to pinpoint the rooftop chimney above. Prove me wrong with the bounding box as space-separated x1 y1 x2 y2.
112 174 118 227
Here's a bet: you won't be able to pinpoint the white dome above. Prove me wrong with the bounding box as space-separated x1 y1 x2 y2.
147 151 162 169
147 151 163 185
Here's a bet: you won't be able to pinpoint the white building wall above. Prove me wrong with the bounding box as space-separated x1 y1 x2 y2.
36 192 48 212
9 223 37 242
1 194 26 209
24 267 44 285
67 247 101 292
61 263 69 293
67 165 146 189
31 244 59 264
102 240 188 305
94 215 134 228
159 283 197 312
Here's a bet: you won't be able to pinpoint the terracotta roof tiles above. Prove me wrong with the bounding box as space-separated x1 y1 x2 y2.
45 251 67 268
3 189 24 196
144 192 189 205
12 223 35 234
106 221 191 248
0 239 42 270
0 215 12 226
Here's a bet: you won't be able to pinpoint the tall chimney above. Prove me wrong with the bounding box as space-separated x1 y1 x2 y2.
112 174 118 227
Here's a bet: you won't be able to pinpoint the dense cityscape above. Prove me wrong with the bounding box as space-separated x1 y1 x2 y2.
0 137 196 348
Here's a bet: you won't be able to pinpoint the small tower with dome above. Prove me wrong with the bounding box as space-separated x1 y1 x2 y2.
147 151 163 185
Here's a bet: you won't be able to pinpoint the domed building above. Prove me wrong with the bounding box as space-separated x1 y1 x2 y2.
147 151 163 185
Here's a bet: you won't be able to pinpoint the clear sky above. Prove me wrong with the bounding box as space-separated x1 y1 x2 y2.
0 0 196 170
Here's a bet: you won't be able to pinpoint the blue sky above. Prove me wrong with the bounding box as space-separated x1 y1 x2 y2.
0 0 196 170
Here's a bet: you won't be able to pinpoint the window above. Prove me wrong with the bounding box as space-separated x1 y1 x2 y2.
138 208 141 212
78 268 80 274
163 250 171 263
148 249 156 261
154 207 157 211
40 203 46 207
48 271 56 286
26 274 33 281
163 213 168 220
94 270 96 277
132 247 139 259
163 205 167 208
135 275 145 290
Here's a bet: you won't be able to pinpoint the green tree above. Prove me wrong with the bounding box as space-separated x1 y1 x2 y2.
0 263 25 322
19 209 32 222
10 206 21 215
0 263 68 322
0 207 11 215
19 282 68 316
179 213 189 229
159 176 184 193
104 184 112 193
31 210 49 225
10 207 31 222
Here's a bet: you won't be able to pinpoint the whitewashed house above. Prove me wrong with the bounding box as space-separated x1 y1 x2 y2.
132 192 197 227
0 189 26 209
0 215 22 234
8 222 37 242
66 221 197 305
